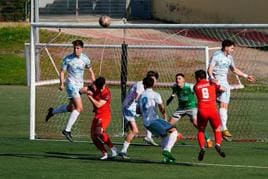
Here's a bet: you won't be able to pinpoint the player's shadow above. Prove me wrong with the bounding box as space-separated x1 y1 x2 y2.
0 152 194 167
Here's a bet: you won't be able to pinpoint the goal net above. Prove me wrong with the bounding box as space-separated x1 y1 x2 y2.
28 23 268 142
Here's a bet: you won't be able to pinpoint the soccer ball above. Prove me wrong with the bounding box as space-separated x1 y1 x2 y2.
99 15 111 28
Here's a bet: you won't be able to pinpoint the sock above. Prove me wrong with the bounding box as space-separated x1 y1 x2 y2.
146 130 152 139
215 131 222 145
101 132 113 148
121 141 130 153
219 108 228 131
65 110 80 132
163 130 178 152
92 137 107 154
198 131 205 149
204 132 211 141
53 104 68 114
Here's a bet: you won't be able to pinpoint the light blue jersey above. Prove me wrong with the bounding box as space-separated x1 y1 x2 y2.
210 50 235 84
210 50 234 103
62 53 91 98
62 53 91 87
138 88 162 127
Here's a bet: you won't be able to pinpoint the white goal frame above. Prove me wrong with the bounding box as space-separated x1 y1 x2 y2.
29 22 268 140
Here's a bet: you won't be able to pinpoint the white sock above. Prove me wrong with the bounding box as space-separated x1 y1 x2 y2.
111 146 117 156
65 110 80 132
121 141 130 153
219 108 228 131
53 104 68 114
146 130 152 139
163 130 178 152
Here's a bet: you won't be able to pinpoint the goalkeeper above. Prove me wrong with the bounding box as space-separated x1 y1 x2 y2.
166 73 213 148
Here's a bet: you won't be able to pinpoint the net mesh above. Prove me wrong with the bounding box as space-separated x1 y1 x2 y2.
30 25 268 142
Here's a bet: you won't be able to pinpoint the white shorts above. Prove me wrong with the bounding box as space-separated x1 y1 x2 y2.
66 83 82 99
217 83 231 104
172 108 197 122
123 102 139 122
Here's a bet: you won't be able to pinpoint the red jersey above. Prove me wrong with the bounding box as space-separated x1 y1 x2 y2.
92 86 111 117
194 79 220 109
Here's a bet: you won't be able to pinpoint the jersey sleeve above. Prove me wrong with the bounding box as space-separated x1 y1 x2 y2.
136 82 144 96
155 93 163 104
61 57 68 71
100 89 111 102
209 52 218 67
229 56 235 68
84 55 92 69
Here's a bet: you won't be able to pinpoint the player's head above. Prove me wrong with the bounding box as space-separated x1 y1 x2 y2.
143 76 155 89
175 73 185 87
72 40 84 57
221 39 235 55
94 76 106 90
146 70 159 82
195 69 207 81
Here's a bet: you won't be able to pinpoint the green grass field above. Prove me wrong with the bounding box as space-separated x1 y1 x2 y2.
0 85 268 179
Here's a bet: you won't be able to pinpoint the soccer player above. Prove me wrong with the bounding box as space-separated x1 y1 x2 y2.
45 40 95 142
208 39 255 141
194 69 226 161
87 77 117 160
137 76 178 163
166 73 213 148
119 71 159 159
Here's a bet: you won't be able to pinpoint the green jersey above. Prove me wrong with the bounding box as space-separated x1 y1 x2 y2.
171 82 196 109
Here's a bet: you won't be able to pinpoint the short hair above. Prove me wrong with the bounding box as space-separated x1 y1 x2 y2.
143 76 154 88
222 39 235 50
195 69 207 80
175 73 185 78
72 40 84 48
146 71 159 80
94 76 106 90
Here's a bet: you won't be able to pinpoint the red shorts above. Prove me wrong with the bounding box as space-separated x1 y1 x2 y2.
197 108 221 130
91 114 111 131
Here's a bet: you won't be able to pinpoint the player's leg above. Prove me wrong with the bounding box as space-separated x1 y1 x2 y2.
120 120 138 159
218 86 232 141
169 109 183 126
144 130 159 146
189 109 213 148
99 116 117 157
209 111 226 158
147 119 177 163
90 118 108 160
197 110 208 161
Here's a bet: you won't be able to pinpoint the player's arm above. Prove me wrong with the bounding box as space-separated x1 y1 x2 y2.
230 66 255 82
59 69 65 91
158 103 167 120
87 95 107 108
166 85 176 106
88 67 95 82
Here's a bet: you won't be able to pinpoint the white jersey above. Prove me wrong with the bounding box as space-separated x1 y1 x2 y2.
123 81 144 108
138 88 163 126
62 53 91 87
210 50 235 84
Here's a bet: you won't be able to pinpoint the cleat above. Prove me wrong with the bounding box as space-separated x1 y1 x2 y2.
222 130 232 137
206 139 213 148
144 137 159 146
198 148 206 161
118 152 130 159
100 153 108 160
163 156 176 164
62 130 73 142
215 145 226 158
45 107 54 122
162 150 176 162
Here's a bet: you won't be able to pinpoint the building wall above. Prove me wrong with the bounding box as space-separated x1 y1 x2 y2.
151 0 268 23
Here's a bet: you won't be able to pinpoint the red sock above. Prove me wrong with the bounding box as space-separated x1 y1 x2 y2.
101 132 113 149
92 136 107 154
214 131 222 145
197 131 205 149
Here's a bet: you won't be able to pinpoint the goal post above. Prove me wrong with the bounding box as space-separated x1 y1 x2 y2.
29 22 268 142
